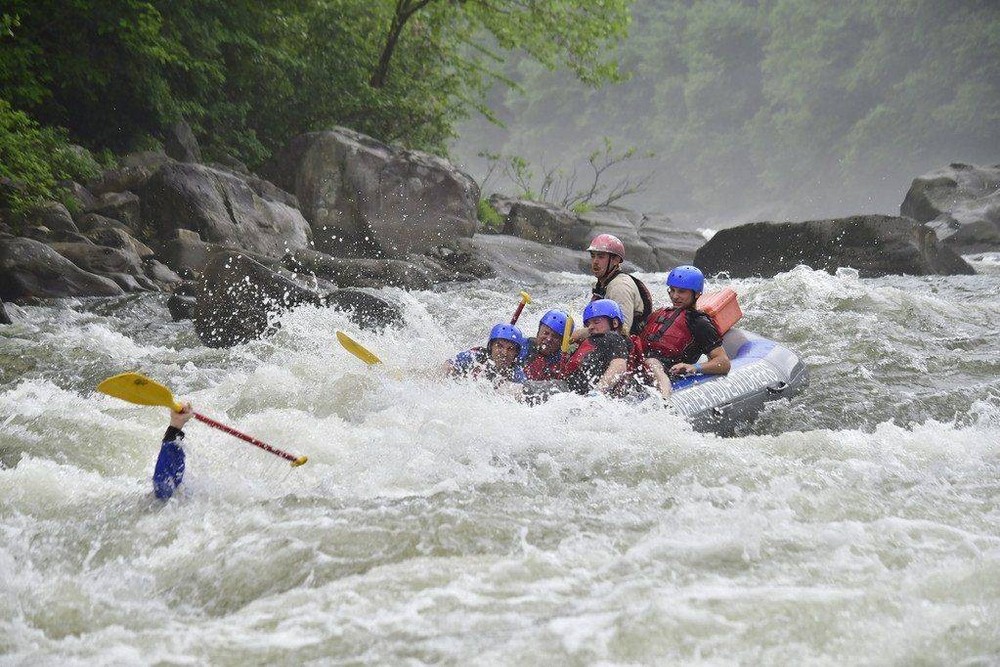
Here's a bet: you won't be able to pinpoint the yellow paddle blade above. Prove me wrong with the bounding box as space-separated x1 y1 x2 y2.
336 330 382 365
562 316 574 353
97 372 182 411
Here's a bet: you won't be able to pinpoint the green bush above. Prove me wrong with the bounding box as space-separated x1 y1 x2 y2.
0 98 101 214
477 199 504 231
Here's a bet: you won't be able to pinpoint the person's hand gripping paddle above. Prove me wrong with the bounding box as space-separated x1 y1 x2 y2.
97 373 308 467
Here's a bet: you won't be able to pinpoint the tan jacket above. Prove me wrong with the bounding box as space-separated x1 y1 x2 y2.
600 272 645 334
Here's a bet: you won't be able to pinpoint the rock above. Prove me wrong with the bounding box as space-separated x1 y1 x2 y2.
695 215 975 278
0 298 11 324
498 202 692 271
144 259 183 286
194 250 404 347
86 227 155 258
469 234 590 281
138 162 312 262
164 119 202 163
102 272 150 292
420 239 495 281
49 242 143 276
263 128 478 258
487 194 518 218
637 214 704 269
76 212 134 234
25 202 79 234
323 290 404 331
900 163 1000 254
503 200 592 250
0 237 124 299
167 293 197 321
85 191 142 229
284 248 435 290
89 162 161 196
58 180 98 210
194 251 325 347
577 206 660 270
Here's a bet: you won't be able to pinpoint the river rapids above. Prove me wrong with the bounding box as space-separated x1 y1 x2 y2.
2 261 998 664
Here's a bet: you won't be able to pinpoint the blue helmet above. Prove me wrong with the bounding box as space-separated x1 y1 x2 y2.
666 265 705 293
583 299 623 328
539 309 573 337
488 323 527 353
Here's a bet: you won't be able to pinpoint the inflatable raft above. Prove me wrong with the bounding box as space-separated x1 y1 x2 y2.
668 328 808 435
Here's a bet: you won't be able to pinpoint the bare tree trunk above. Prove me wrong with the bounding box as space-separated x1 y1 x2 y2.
370 0 435 88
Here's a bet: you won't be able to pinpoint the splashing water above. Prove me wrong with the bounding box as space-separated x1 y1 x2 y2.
1 267 998 664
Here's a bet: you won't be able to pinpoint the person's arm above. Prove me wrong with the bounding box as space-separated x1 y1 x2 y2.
671 345 731 376
642 358 673 399
153 403 193 500
595 358 628 393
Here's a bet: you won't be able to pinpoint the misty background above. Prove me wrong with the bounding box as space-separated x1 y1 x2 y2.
450 0 1000 229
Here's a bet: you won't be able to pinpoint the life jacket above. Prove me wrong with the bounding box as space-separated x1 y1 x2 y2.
639 307 714 366
558 333 639 396
524 351 565 380
592 270 654 335
559 338 595 378
451 347 525 384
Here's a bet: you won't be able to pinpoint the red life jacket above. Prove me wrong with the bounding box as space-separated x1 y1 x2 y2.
559 339 592 377
524 352 565 380
639 307 699 365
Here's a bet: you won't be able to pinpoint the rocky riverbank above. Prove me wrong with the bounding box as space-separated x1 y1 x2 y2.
2 123 995 346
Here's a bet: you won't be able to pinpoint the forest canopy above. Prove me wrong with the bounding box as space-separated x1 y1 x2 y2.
456 0 1000 220
0 0 629 210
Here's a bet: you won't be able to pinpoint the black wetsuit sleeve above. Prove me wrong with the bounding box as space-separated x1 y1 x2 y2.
688 313 723 356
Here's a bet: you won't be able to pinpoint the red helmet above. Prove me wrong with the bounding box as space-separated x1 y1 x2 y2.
586 233 625 260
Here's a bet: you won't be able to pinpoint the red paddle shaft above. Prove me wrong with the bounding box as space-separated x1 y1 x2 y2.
510 292 531 325
194 412 301 464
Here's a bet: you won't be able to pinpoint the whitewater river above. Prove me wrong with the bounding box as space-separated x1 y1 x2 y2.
2 261 998 665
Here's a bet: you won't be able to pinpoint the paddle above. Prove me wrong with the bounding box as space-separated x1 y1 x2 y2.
97 373 308 467
336 330 382 365
561 316 574 354
510 291 532 325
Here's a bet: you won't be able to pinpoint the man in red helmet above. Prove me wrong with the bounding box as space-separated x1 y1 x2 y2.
581 233 653 338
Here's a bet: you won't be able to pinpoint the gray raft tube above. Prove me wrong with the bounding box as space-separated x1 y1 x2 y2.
669 329 809 436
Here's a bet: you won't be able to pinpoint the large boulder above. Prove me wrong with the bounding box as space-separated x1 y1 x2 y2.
498 202 699 271
900 163 1000 253
195 251 324 347
24 202 79 235
164 119 202 163
138 162 312 265
503 200 591 249
85 191 142 229
194 251 403 347
263 128 478 258
695 215 975 278
0 237 125 299
469 234 590 281
49 242 144 277
637 214 704 269
284 248 435 290
0 298 11 324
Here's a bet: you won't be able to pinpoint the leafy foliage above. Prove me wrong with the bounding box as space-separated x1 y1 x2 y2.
0 99 102 214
